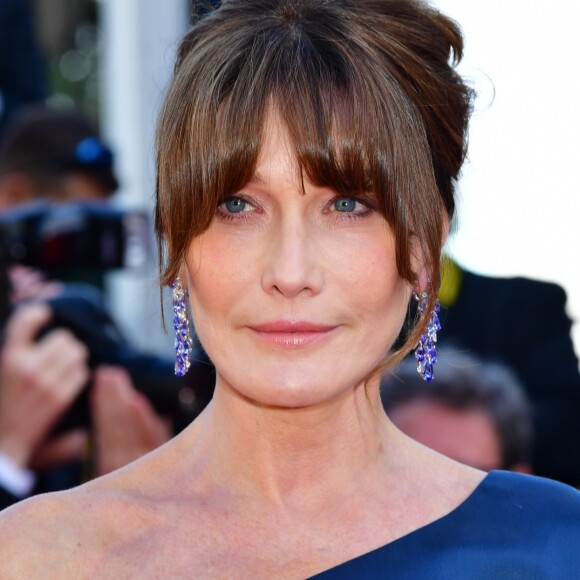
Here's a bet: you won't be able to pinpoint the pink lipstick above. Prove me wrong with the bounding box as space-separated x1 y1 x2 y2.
249 320 337 349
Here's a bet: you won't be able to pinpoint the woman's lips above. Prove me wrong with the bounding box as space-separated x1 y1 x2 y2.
248 320 338 348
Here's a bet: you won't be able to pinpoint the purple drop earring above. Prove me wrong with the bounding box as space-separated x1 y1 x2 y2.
172 277 192 377
414 292 441 382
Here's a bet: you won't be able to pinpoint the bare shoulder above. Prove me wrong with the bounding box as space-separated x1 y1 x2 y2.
0 489 97 578
0 468 165 578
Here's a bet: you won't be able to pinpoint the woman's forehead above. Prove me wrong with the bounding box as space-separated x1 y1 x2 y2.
251 109 304 188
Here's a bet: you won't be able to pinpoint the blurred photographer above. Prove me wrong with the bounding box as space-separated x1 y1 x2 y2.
0 107 180 509
0 105 118 302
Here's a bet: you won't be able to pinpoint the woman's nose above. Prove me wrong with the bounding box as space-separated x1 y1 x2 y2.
261 218 324 298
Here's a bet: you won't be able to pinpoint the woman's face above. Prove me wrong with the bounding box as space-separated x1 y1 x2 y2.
184 111 412 407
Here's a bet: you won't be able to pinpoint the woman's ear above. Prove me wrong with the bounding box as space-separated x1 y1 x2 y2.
178 264 189 293
409 236 429 293
416 266 430 294
441 211 450 246
411 208 450 293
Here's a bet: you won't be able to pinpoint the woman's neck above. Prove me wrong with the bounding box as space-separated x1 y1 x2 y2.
182 374 403 508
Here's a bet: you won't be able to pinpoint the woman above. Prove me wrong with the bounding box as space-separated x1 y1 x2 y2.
1 1 578 577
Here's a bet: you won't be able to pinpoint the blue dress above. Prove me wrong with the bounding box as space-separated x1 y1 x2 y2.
310 471 580 579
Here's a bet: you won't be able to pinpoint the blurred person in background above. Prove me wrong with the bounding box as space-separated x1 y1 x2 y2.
0 106 116 207
381 351 533 474
0 105 118 301
0 106 178 510
437 257 580 486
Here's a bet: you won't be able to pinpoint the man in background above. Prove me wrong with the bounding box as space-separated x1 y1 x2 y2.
382 351 533 474
437 258 580 485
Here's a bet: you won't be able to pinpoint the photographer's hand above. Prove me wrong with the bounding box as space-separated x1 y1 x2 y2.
0 304 90 469
91 366 172 476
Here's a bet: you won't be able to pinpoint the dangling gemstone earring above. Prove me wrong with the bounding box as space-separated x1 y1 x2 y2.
414 292 441 382
171 277 192 376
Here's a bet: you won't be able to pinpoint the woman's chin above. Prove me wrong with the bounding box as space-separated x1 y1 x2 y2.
217 370 355 410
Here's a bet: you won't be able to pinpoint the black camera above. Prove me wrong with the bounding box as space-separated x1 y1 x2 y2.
0 201 149 272
0 202 215 433
43 291 214 434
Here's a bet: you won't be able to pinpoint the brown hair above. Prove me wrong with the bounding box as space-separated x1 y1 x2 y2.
155 0 473 365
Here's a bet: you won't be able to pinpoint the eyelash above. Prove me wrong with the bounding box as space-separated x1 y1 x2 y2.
215 195 376 222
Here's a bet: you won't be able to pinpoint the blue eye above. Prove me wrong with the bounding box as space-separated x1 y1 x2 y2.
223 197 248 213
333 198 357 212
